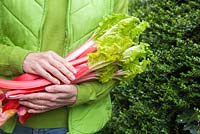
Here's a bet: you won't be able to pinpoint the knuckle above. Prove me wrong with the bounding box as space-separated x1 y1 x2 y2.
50 96 57 101
43 51 52 59
42 52 49 58
71 96 76 102
52 70 60 76
64 61 70 65
47 50 54 55
32 63 40 70
61 59 67 64
38 60 46 66
47 86 54 92
69 85 74 91
22 94 33 100
37 93 46 100
49 102 57 107
50 85 57 91
63 61 69 66
46 103 53 107
63 69 70 75
47 51 56 58
70 85 77 93
51 74 62 82
45 73 53 79
57 65 64 71
69 96 76 104
36 94 42 100
67 71 73 76
43 73 51 80
31 67 38 72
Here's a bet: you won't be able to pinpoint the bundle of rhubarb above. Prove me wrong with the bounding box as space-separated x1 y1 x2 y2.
0 14 151 126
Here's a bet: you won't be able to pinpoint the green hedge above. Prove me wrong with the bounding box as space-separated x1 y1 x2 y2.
101 0 200 134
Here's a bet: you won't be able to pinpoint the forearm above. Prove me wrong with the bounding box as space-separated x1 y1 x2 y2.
0 44 31 77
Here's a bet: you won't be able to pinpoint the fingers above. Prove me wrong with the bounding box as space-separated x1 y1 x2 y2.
19 100 51 113
11 85 78 113
32 63 60 84
46 52 76 82
19 97 75 114
23 51 77 84
45 85 77 100
45 85 77 94
19 100 51 110
14 92 74 101
50 52 76 74
26 105 61 114
16 92 54 100
47 58 74 84
27 108 49 114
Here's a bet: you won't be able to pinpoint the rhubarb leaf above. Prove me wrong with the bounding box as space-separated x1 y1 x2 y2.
88 14 150 83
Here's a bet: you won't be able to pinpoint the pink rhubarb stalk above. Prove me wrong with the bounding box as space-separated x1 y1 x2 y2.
64 36 96 61
0 78 51 90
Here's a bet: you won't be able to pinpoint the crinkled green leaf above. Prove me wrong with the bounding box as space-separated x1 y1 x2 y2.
120 42 152 84
88 14 151 83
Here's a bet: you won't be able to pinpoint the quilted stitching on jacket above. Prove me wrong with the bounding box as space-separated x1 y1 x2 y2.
1 0 44 50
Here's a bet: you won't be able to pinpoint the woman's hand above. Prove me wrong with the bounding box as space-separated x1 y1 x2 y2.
15 85 77 113
23 51 76 84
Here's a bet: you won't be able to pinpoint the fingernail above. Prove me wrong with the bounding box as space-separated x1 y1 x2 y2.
28 110 33 113
73 69 77 74
64 79 70 84
71 75 76 81
55 80 60 85
45 87 51 92
8 95 21 99
19 101 24 104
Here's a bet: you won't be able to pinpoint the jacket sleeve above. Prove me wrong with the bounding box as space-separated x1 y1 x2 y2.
0 44 31 77
74 81 116 106
72 0 129 106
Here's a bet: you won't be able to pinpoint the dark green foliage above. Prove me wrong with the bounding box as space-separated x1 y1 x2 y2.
101 0 200 133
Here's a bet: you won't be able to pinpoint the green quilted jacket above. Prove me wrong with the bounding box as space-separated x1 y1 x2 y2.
0 0 128 133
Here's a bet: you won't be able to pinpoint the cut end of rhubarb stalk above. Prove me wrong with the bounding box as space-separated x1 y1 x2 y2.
17 106 27 116
0 109 16 127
